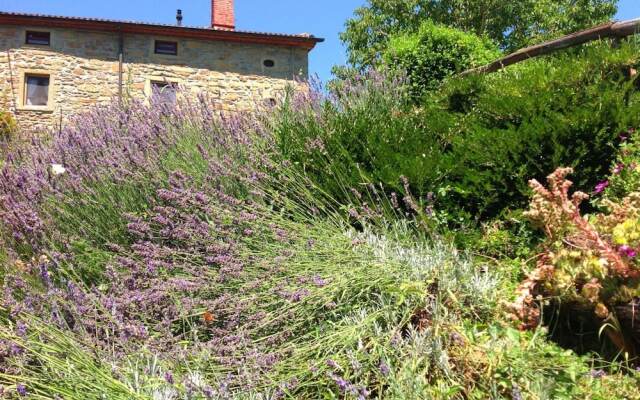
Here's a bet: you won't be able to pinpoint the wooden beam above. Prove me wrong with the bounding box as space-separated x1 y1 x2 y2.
461 18 640 76
612 18 640 36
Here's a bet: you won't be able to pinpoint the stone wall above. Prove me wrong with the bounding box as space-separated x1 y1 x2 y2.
0 25 309 133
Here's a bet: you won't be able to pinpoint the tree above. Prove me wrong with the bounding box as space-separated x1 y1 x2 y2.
341 0 618 69
383 22 500 99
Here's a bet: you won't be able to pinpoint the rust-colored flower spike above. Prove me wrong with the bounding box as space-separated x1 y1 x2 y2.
512 168 640 330
526 167 635 279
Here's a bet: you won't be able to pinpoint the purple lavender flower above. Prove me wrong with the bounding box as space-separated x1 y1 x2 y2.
312 275 328 287
379 361 390 376
15 321 27 337
283 288 309 303
334 377 348 391
390 192 399 209
511 383 523 400
274 227 289 242
326 359 340 370
164 371 174 385
16 383 27 397
9 341 23 356
286 377 299 390
594 180 609 194
203 386 215 399
589 369 607 379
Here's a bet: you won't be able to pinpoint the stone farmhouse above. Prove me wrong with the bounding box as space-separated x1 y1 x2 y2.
0 0 323 132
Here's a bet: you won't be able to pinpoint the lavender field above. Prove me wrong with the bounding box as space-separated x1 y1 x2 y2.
1 64 640 399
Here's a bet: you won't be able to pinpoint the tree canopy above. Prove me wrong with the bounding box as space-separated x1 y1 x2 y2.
383 22 500 99
341 0 619 69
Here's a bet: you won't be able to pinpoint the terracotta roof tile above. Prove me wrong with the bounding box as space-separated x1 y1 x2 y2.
0 11 323 49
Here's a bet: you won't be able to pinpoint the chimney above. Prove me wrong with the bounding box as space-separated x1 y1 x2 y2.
211 0 235 30
176 9 183 27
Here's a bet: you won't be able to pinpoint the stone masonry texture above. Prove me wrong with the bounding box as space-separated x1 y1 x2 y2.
0 25 309 133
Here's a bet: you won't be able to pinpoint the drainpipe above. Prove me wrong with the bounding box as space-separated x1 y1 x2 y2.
6 49 16 114
118 27 124 104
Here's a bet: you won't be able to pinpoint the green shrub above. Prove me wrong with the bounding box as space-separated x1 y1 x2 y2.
276 41 640 229
435 41 640 221
275 72 443 206
383 21 500 100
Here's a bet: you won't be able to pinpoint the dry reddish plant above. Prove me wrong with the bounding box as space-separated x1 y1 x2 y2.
510 168 639 331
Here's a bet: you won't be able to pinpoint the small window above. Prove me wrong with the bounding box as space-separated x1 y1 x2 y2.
154 40 178 56
263 59 275 68
24 74 50 106
151 81 177 104
26 31 51 46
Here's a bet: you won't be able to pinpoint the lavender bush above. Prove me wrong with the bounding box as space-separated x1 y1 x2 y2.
0 81 638 399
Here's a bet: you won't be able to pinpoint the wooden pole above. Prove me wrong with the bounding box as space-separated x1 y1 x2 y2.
461 18 640 76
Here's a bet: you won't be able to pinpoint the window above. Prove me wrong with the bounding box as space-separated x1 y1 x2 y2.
263 59 275 68
150 81 177 104
24 74 50 106
26 31 51 46
154 40 178 56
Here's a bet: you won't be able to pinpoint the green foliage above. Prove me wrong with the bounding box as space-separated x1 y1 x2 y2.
275 73 433 205
0 110 16 142
465 323 640 399
435 43 640 221
601 126 640 201
4 56 640 398
277 41 640 228
341 0 618 69
0 320 146 399
383 22 500 99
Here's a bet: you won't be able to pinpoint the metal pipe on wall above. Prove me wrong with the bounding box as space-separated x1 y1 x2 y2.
118 27 124 103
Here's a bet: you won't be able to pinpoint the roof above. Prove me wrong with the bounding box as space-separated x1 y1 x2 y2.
0 11 324 50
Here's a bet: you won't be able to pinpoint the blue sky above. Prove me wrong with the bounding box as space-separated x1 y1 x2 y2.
1 0 638 83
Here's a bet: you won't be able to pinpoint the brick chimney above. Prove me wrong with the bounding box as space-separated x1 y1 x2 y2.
212 0 235 30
